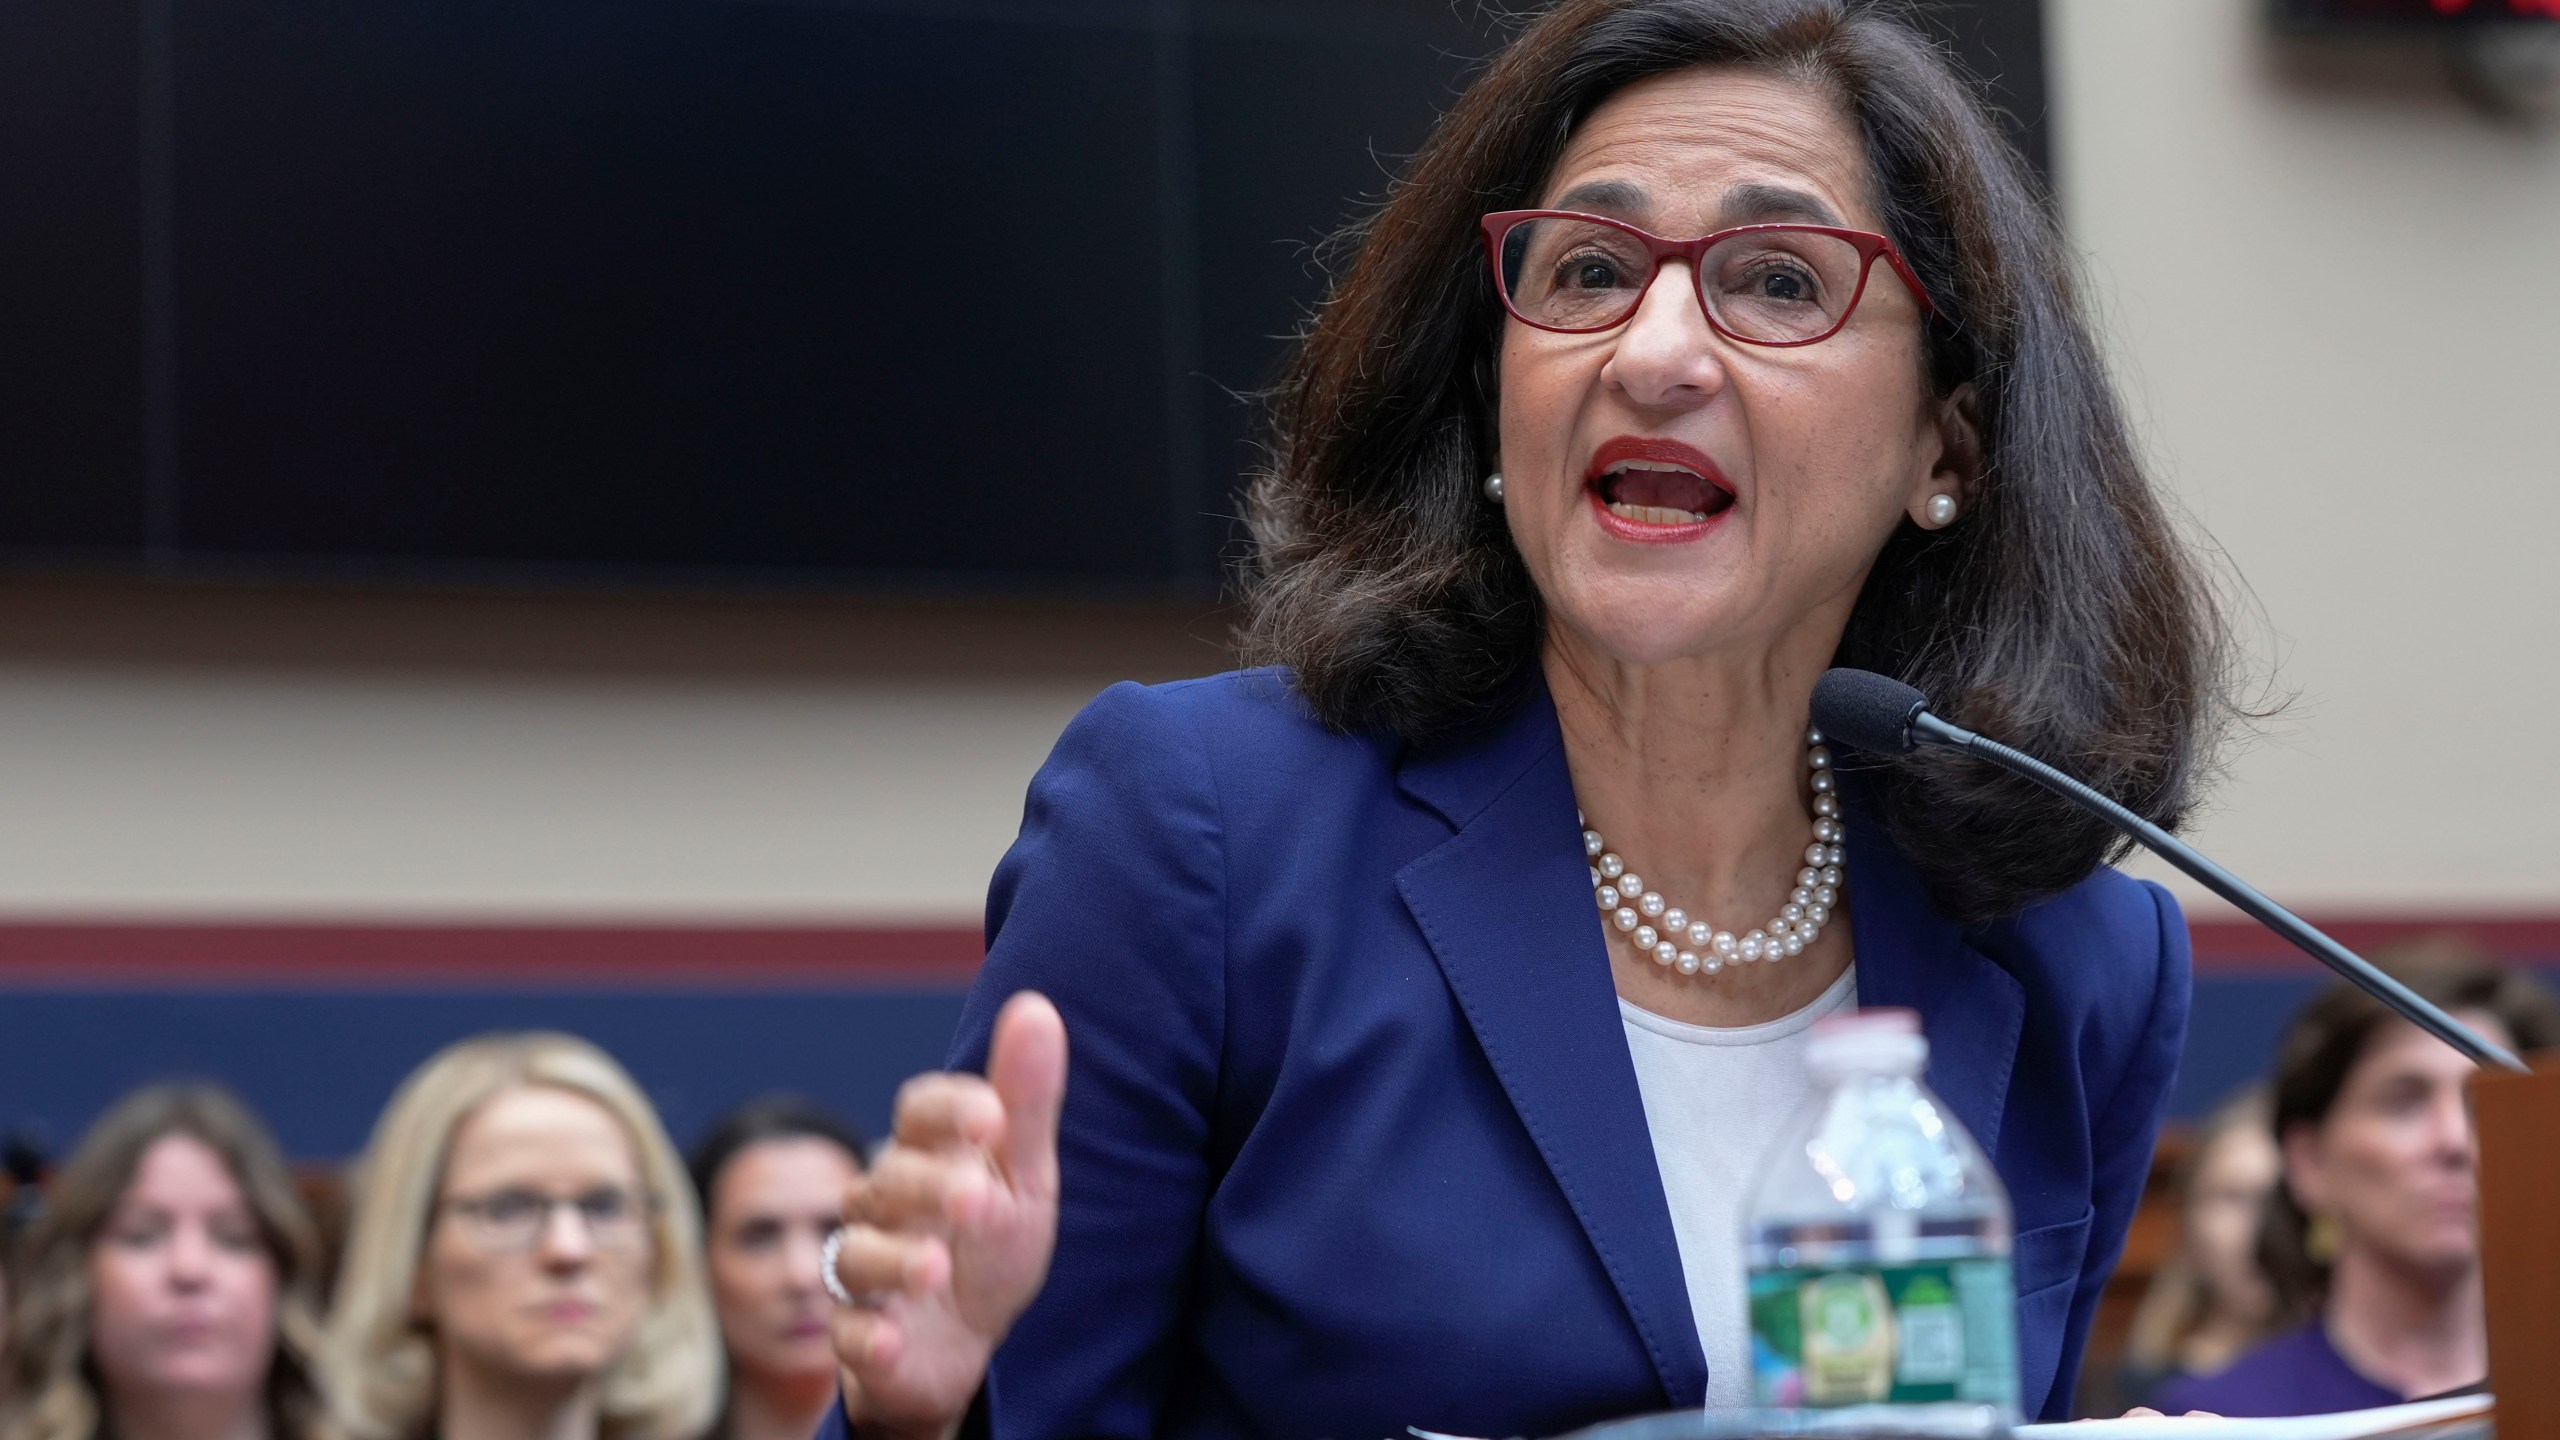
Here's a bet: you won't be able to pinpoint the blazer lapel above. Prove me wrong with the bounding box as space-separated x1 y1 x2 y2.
1839 796 2025 1161
1394 689 1709 1409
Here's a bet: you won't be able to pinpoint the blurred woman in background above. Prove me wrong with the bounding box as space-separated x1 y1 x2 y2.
2107 1087 2279 1411
688 1100 866 1440
0 1084 330 1440
321 1033 717 1440
2161 952 2559 1416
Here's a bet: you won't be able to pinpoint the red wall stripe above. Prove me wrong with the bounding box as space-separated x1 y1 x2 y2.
0 915 2551 987
2185 916 2560 969
0 921 985 986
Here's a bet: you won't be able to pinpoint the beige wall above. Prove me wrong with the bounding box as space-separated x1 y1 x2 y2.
0 584 1225 922
7 1 2554 925
2049 0 2560 915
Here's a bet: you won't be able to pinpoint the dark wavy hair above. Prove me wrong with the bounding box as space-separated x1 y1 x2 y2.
1240 0 2229 922
687 1094 866 1214
2255 942 2560 1327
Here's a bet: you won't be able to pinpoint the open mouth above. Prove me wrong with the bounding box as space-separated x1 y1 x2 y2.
1589 460 1736 525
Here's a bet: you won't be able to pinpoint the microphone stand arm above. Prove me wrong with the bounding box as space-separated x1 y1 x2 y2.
1910 712 2530 1074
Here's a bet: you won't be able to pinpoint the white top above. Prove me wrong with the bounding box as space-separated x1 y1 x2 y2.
1619 964 1860 1411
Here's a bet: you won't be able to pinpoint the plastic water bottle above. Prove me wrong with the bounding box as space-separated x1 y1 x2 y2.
1741 1009 2020 1423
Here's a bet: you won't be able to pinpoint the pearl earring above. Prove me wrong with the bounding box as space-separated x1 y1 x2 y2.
1483 472 1505 504
1923 492 1958 527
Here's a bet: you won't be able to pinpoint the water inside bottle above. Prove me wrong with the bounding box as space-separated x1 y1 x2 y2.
1741 1014 2020 1422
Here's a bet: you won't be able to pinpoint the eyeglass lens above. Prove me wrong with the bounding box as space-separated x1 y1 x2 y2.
448 1186 648 1251
1497 217 1871 342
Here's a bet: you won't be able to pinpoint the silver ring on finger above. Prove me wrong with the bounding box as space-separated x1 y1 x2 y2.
818 1227 889 1311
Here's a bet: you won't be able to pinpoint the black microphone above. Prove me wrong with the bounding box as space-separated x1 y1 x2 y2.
1810 668 2529 1074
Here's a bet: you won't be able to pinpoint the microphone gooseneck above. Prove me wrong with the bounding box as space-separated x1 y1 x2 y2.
1814 667 2530 1074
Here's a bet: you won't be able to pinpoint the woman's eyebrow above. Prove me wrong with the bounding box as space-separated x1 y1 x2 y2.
1548 178 1649 218
1720 181 1843 227
1546 179 1844 230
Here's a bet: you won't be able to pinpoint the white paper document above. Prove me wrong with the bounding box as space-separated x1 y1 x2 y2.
2017 1393 2490 1440
1415 1392 2490 1440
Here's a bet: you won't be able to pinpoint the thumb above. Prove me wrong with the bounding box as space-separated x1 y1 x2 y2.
987 990 1067 1198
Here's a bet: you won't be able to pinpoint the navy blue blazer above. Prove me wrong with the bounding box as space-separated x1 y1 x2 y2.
831 669 2188 1440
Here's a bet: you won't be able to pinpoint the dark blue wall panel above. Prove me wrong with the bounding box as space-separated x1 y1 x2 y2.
5 963 2553 1168
0 987 968 1163
2171 964 2560 1121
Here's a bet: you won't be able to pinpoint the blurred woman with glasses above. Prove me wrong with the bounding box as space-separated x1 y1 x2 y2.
0 1083 330 1440
821 1 2232 1435
320 1033 717 1440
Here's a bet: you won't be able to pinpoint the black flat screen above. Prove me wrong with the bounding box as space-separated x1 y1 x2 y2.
0 0 2045 596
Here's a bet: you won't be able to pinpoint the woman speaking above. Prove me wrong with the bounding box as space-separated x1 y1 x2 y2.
824 0 2226 1435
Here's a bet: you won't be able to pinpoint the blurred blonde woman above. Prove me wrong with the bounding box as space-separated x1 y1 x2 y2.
321 1033 718 1440
1 1083 331 1440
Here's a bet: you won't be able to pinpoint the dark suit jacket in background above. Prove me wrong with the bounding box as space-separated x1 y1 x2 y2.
823 668 2189 1440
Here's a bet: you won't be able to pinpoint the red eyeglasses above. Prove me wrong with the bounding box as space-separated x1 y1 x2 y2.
1480 209 1936 347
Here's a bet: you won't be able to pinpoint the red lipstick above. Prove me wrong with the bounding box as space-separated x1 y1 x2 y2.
1582 436 1735 545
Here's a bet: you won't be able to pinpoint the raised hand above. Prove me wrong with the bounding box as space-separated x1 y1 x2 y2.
827 991 1067 1440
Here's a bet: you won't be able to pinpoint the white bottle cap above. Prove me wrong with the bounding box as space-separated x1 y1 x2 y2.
1807 1006 1928 1078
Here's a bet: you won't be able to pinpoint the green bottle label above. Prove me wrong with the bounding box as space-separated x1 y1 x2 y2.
1747 1256 2018 1410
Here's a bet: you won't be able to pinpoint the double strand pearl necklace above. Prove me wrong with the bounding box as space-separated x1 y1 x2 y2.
1584 727 1845 977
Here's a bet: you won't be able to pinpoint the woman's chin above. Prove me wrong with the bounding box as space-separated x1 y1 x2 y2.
491 1336 628 1384
119 1354 269 1396
1546 583 1751 670
751 1333 841 1376
2360 1224 2480 1283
